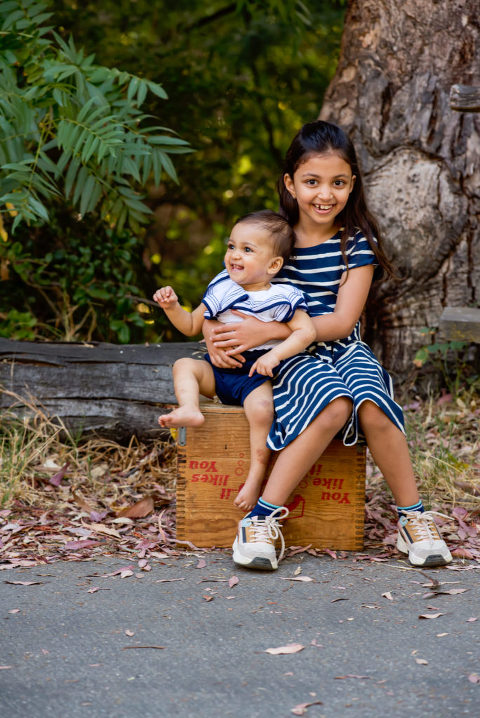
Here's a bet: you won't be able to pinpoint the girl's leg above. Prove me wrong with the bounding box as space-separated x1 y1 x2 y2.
158 358 216 427
232 396 353 570
261 397 353 506
358 400 452 566
234 382 273 512
357 400 419 506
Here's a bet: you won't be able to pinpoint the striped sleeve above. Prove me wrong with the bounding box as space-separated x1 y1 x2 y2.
345 231 378 271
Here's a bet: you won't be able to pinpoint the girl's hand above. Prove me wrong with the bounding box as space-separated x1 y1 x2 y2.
153 286 178 309
211 311 283 355
203 319 245 368
249 351 279 378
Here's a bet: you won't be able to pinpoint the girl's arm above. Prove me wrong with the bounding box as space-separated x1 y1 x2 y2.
249 310 316 377
311 265 374 342
153 287 206 337
207 264 373 350
208 311 290 355
202 319 245 368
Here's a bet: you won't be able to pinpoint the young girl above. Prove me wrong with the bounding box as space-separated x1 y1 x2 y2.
204 120 452 571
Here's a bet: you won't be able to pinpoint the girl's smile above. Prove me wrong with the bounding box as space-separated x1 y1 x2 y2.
284 152 355 240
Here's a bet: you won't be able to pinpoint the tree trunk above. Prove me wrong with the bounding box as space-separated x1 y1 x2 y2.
320 0 480 380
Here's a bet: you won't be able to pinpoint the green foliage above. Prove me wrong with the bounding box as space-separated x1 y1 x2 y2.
1 213 152 342
0 0 345 343
0 0 190 233
414 328 479 397
48 0 345 324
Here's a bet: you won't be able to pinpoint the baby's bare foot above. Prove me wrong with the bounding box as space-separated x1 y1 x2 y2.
234 483 260 512
158 407 205 428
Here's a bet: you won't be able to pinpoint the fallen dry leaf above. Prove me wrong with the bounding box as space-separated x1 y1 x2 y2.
49 462 69 486
415 658 429 665
291 700 323 715
101 565 135 578
419 613 445 619
468 673 480 684
122 645 165 650
281 576 314 583
335 674 370 680
196 559 207 569
265 643 304 655
88 523 122 540
323 549 337 559
228 575 239 588
117 496 154 519
202 595 214 602
125 630 135 637
293 566 302 576
0 666 12 670
466 617 478 623
382 591 393 601
5 580 43 586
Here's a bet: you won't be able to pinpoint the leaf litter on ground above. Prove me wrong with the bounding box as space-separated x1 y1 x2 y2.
0 387 479 569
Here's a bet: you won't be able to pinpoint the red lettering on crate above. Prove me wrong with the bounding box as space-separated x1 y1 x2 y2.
191 473 229 486
307 464 323 477
188 460 219 471
321 491 351 503
219 487 234 500
312 477 344 489
285 494 305 519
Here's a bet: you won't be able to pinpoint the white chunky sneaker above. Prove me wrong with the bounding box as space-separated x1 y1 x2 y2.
396 510 453 566
232 507 289 570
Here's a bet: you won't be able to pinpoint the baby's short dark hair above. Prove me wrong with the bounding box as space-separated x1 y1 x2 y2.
234 210 294 264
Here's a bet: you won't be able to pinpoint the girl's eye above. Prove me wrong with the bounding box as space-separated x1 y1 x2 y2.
334 180 346 186
306 179 317 186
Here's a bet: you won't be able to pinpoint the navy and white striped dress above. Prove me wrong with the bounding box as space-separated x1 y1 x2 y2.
206 229 405 450
267 228 405 450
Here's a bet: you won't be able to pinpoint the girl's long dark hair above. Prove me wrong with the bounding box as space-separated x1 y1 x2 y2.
278 120 395 278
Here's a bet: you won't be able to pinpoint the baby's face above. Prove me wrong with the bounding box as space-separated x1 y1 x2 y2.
224 223 278 291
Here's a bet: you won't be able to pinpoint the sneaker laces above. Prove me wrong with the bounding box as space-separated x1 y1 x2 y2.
252 507 289 562
402 510 452 541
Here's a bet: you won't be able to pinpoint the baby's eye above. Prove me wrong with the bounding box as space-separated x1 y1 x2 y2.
244 246 253 252
227 243 235 250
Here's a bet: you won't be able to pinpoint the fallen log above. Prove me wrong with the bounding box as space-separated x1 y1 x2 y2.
0 339 204 441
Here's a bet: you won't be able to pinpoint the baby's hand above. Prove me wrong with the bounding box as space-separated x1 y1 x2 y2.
153 286 178 309
249 350 280 378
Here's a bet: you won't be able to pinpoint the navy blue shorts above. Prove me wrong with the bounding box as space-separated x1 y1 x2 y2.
205 350 271 406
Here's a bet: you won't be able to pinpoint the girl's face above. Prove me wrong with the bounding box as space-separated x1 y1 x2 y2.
284 152 356 236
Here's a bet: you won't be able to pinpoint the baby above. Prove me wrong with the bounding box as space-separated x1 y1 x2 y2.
153 210 315 511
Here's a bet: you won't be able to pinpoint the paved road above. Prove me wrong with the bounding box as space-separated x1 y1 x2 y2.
1 553 479 718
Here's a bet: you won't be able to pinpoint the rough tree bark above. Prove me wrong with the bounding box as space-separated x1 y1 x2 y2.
320 0 480 379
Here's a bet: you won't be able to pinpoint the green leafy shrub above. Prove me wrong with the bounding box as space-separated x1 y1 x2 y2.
0 0 190 341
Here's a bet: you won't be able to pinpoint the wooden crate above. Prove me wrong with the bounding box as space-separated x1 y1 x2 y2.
176 403 366 551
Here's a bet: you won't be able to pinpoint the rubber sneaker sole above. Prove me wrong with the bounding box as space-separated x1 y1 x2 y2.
396 533 452 567
232 539 277 570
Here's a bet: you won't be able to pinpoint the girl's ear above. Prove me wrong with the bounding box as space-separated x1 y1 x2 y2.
267 256 284 275
349 174 356 193
284 173 296 199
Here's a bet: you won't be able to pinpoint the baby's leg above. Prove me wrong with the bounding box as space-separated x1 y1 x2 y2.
158 358 216 428
234 382 273 512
